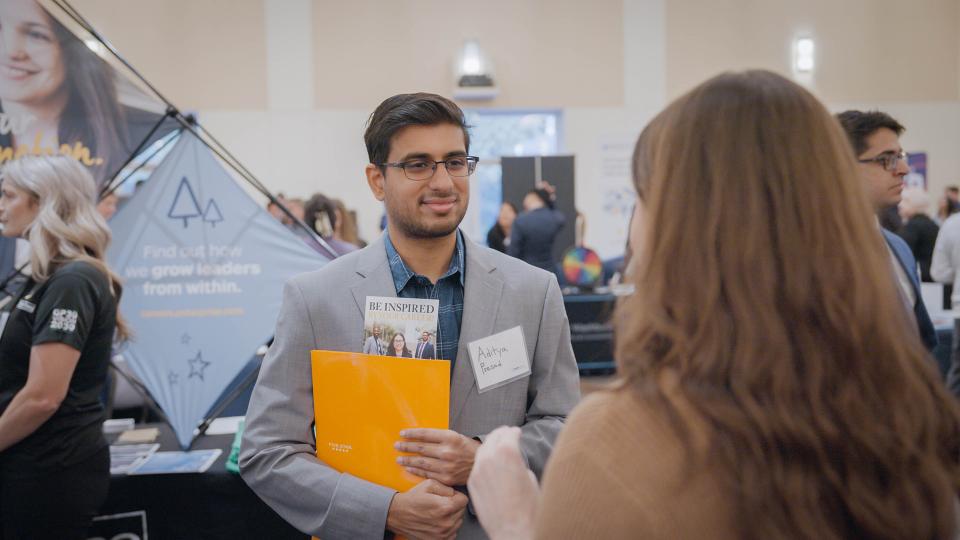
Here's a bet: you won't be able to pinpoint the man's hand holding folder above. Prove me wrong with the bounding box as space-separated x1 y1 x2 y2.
394 428 481 486
386 479 467 540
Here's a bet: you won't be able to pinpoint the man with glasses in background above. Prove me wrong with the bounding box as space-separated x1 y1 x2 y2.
241 93 580 539
837 110 937 352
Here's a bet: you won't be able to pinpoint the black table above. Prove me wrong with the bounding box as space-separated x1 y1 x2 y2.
93 424 306 540
564 293 616 374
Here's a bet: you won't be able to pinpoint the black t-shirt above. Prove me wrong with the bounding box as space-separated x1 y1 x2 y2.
0 260 117 474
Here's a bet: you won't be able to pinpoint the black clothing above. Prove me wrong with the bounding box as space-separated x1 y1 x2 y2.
507 207 566 272
878 204 902 233
0 260 116 473
0 444 109 540
898 214 940 282
486 224 509 253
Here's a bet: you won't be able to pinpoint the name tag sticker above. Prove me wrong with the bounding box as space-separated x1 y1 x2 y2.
467 326 531 394
16 299 35 314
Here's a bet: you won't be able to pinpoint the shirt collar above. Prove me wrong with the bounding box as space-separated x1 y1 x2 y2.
384 229 466 292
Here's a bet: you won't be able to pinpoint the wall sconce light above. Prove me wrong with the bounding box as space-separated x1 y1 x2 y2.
794 37 815 73
453 40 498 101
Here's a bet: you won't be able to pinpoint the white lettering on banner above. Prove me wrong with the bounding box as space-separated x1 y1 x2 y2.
129 243 261 298
141 244 244 259
141 280 245 296
150 264 194 280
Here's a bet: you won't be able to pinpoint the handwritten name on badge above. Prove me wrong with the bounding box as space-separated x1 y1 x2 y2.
468 326 531 393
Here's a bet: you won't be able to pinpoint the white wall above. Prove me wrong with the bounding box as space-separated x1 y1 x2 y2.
202 0 668 256
72 0 960 257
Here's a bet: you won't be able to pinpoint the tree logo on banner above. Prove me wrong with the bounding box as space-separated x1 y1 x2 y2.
168 177 202 227
203 200 224 227
168 177 225 228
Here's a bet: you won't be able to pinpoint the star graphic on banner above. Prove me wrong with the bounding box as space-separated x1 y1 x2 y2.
181 333 192 345
168 370 179 386
187 351 211 381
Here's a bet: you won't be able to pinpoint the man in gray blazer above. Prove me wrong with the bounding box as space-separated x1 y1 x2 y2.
362 323 387 355
240 93 580 539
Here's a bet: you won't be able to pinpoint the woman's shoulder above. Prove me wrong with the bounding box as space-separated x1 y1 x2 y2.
539 384 734 539
561 389 670 455
561 379 713 464
48 260 110 289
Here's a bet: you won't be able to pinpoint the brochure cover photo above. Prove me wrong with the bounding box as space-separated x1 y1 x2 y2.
362 296 439 359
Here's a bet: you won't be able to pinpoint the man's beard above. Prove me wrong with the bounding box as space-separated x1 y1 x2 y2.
387 204 465 239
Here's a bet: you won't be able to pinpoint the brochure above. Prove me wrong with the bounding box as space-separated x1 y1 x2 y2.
109 443 160 475
362 296 439 359
127 449 222 475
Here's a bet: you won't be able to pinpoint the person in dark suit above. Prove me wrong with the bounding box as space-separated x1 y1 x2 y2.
414 330 435 359
837 110 937 351
897 187 939 282
507 185 566 272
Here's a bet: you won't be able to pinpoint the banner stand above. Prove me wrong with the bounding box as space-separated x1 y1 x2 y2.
109 358 170 425
27 0 339 448
100 106 181 199
49 0 338 261
189 355 263 450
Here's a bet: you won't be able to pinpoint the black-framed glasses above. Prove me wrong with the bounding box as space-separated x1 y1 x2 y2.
381 156 479 181
858 150 908 172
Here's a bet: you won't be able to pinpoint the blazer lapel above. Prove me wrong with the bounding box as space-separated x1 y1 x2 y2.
349 235 397 344
883 231 921 297
451 238 504 424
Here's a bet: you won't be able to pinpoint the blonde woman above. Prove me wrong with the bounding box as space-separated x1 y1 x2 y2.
0 155 127 539
469 71 960 539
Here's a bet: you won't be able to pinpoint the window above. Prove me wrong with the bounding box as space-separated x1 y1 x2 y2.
462 110 562 242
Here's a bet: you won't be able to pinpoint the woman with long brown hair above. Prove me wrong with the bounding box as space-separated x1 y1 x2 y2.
468 70 960 539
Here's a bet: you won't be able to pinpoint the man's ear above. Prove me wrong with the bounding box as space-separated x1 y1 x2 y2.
366 164 385 202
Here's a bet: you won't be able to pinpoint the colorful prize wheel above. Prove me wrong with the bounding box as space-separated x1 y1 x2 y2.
562 246 603 288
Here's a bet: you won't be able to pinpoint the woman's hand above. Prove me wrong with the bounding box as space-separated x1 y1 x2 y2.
467 426 540 540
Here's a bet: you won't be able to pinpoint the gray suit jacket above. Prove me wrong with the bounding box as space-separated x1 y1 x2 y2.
240 233 580 539
361 334 386 355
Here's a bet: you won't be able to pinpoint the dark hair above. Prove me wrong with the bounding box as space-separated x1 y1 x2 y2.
363 93 470 168
304 193 338 237
386 332 411 357
526 188 554 210
947 186 959 195
835 110 905 156
948 199 960 217
49 12 131 186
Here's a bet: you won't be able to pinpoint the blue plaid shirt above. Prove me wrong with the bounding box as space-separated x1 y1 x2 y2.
385 231 465 369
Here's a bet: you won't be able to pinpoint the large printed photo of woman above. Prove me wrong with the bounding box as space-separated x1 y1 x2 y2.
0 0 176 187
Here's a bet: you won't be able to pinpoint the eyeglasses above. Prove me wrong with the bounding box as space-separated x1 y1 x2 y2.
858 150 908 172
380 156 479 181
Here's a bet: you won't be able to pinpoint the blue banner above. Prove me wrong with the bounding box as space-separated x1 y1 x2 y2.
107 132 329 448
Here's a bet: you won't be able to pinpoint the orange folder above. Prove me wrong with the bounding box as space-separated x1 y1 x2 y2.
310 350 450 492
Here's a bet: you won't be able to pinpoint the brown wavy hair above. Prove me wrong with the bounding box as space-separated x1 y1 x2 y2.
614 70 960 538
